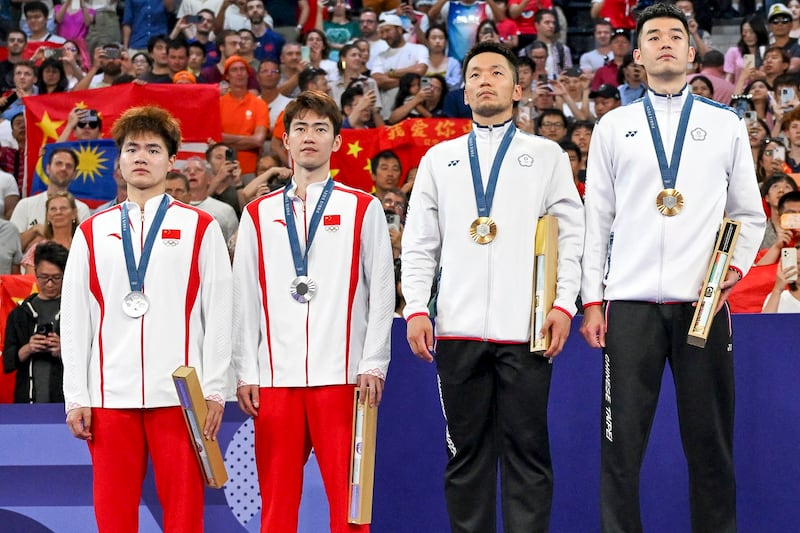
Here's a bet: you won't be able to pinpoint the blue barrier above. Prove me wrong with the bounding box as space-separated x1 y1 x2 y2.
1 315 798 532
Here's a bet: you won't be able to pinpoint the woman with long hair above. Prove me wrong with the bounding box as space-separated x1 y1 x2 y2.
21 192 78 274
724 16 770 83
425 25 461 91
745 78 776 130
301 29 339 83
756 137 790 184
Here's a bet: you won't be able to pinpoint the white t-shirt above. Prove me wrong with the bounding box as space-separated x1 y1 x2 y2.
10 192 91 233
371 42 429 119
192 196 239 244
0 169 19 199
763 290 800 313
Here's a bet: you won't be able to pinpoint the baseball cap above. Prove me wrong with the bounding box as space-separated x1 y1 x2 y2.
414 0 435 5
378 14 406 32
589 84 621 100
611 28 630 41
768 3 792 22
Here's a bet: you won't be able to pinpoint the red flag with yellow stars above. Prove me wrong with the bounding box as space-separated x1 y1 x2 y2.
331 118 472 193
22 83 222 196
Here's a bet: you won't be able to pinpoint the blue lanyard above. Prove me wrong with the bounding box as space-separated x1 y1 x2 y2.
283 179 334 278
643 91 694 190
120 195 170 293
467 123 516 218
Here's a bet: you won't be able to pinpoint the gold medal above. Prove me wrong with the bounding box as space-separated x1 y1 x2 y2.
656 188 684 216
470 217 497 244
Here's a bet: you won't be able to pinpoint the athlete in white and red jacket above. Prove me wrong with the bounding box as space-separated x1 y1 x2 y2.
232 91 394 533
61 106 232 533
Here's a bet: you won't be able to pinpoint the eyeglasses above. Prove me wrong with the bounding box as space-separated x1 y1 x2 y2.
771 17 792 24
540 122 565 129
36 274 63 284
260 68 280 74
383 199 405 208
77 121 99 129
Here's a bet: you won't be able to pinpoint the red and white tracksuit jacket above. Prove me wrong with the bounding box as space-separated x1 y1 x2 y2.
61 194 233 411
232 178 394 388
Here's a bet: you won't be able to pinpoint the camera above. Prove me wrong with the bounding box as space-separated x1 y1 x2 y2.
104 47 121 59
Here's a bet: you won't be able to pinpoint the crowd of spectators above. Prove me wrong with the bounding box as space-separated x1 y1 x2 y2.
1 0 800 402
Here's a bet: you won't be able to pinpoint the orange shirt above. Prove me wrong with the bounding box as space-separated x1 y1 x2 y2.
219 92 269 174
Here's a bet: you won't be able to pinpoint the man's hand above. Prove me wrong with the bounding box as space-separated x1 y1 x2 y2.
715 269 741 314
774 261 796 291
66 407 93 440
236 384 260 417
46 332 61 358
203 400 224 440
580 305 606 348
406 314 434 362
357 373 384 407
541 308 570 357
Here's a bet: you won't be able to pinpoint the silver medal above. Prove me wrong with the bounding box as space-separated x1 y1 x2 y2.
289 276 317 303
123 291 150 317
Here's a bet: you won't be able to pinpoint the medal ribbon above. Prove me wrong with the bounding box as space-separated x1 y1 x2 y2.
467 122 516 218
643 91 694 190
283 178 334 278
120 195 170 293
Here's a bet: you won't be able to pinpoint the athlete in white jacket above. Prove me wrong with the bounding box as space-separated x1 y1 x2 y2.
580 6 766 532
402 42 584 532
62 107 233 533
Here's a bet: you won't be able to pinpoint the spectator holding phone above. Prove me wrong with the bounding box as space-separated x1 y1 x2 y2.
759 175 798 257
2 242 69 403
57 106 103 142
762 192 800 311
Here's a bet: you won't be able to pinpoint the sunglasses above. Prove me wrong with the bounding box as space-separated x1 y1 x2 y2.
771 17 792 24
77 121 99 129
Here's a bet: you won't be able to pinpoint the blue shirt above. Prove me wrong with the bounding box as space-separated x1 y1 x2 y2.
123 0 169 49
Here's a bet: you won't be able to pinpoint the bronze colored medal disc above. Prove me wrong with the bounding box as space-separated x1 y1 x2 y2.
470 217 497 244
656 188 684 216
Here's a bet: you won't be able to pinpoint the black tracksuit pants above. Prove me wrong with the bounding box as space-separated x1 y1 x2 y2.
601 301 736 533
436 339 554 533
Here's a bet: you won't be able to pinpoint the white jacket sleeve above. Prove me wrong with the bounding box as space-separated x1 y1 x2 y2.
198 219 234 401
400 151 441 319
581 117 617 306
231 205 263 387
725 118 766 276
545 148 585 316
60 225 94 412
356 198 394 379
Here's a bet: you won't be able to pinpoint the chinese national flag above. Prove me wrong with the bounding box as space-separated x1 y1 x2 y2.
0 275 38 403
330 118 471 193
22 83 222 197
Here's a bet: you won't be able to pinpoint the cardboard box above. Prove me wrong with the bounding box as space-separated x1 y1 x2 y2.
347 389 378 524
172 366 228 488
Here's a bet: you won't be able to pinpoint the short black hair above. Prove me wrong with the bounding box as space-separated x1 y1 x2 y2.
147 34 168 54
24 1 48 18
534 8 555 24
341 84 365 109
34 241 69 271
635 3 689 48
298 67 328 91
462 41 519 85
536 108 567 132
559 139 582 162
778 190 800 212
167 38 189 54
371 150 402 176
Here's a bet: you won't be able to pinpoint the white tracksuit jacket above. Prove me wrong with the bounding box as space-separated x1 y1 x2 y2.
402 120 585 342
581 88 766 305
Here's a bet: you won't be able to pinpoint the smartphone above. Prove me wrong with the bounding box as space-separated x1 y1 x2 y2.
743 54 755 70
781 87 795 107
780 212 800 229
772 144 786 161
43 48 62 59
104 47 120 59
300 45 310 62
225 148 237 162
538 74 548 84
781 247 798 282
386 212 401 232
518 104 530 122
743 110 758 127
420 76 431 89
184 14 202 24
35 322 54 335
84 109 99 121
